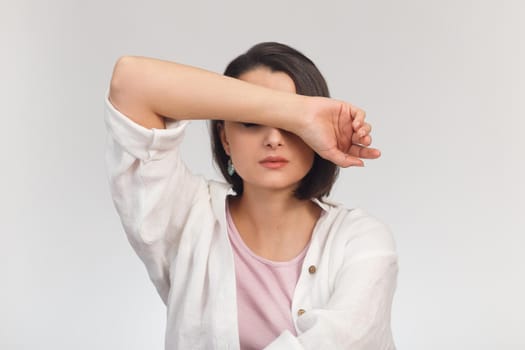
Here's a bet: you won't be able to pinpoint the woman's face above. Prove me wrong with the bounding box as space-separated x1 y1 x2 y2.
219 66 315 195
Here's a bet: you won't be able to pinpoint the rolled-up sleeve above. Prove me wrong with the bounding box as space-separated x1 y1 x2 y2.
104 93 207 303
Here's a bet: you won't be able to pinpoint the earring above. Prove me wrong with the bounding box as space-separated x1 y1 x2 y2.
227 158 235 176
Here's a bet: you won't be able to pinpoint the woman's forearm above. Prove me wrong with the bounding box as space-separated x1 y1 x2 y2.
109 56 308 130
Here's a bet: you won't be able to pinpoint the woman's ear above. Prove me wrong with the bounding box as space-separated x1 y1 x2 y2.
217 122 231 156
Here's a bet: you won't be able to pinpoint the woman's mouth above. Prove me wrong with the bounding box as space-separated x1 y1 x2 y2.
259 156 289 169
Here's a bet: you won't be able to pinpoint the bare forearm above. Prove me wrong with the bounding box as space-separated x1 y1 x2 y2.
109 56 307 130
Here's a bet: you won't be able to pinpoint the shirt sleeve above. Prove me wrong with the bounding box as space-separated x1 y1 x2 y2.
264 217 399 350
104 92 208 304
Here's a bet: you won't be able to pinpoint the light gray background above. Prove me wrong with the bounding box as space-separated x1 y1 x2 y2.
2 0 523 349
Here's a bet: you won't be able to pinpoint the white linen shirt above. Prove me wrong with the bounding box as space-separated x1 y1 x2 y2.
104 95 399 350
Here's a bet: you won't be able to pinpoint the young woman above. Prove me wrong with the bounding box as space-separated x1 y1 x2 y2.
105 42 398 349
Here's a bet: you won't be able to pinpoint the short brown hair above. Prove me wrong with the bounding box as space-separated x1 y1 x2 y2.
210 42 339 200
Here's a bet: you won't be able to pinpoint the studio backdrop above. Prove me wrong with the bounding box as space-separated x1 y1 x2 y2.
1 0 523 349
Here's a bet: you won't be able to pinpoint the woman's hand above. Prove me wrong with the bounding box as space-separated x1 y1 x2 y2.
296 96 381 168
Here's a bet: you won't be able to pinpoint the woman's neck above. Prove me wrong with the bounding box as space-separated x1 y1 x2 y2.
228 187 322 261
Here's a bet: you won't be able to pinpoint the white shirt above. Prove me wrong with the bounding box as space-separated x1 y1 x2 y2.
104 95 399 350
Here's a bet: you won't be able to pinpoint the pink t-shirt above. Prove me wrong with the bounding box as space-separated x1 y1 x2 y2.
226 204 309 350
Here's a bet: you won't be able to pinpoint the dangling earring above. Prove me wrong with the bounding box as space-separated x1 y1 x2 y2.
227 158 235 176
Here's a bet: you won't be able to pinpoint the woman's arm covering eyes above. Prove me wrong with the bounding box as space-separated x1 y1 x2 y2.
108 56 379 167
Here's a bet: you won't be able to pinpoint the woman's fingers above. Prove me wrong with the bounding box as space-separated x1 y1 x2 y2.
357 122 372 137
321 145 380 167
348 144 381 159
350 105 366 129
319 147 363 168
304 98 380 166
352 132 372 146
323 148 381 167
339 153 365 168
348 104 372 143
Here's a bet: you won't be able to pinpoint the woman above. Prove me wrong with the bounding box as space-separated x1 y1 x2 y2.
105 42 398 349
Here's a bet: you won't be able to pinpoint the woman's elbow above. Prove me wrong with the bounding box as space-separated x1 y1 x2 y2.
109 55 138 104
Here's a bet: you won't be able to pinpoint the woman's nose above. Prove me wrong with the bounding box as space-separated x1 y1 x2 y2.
263 127 284 149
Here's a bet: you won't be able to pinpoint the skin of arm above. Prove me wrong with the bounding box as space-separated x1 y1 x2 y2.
109 56 378 167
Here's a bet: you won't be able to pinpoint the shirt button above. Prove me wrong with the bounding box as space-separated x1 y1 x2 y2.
308 265 317 274
297 309 306 316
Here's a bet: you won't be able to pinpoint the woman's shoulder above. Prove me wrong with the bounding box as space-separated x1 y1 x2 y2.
317 199 397 257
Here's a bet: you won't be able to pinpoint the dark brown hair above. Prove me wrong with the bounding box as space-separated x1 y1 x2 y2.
210 42 339 200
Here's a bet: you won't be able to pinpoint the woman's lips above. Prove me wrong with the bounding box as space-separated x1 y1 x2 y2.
259 156 289 169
